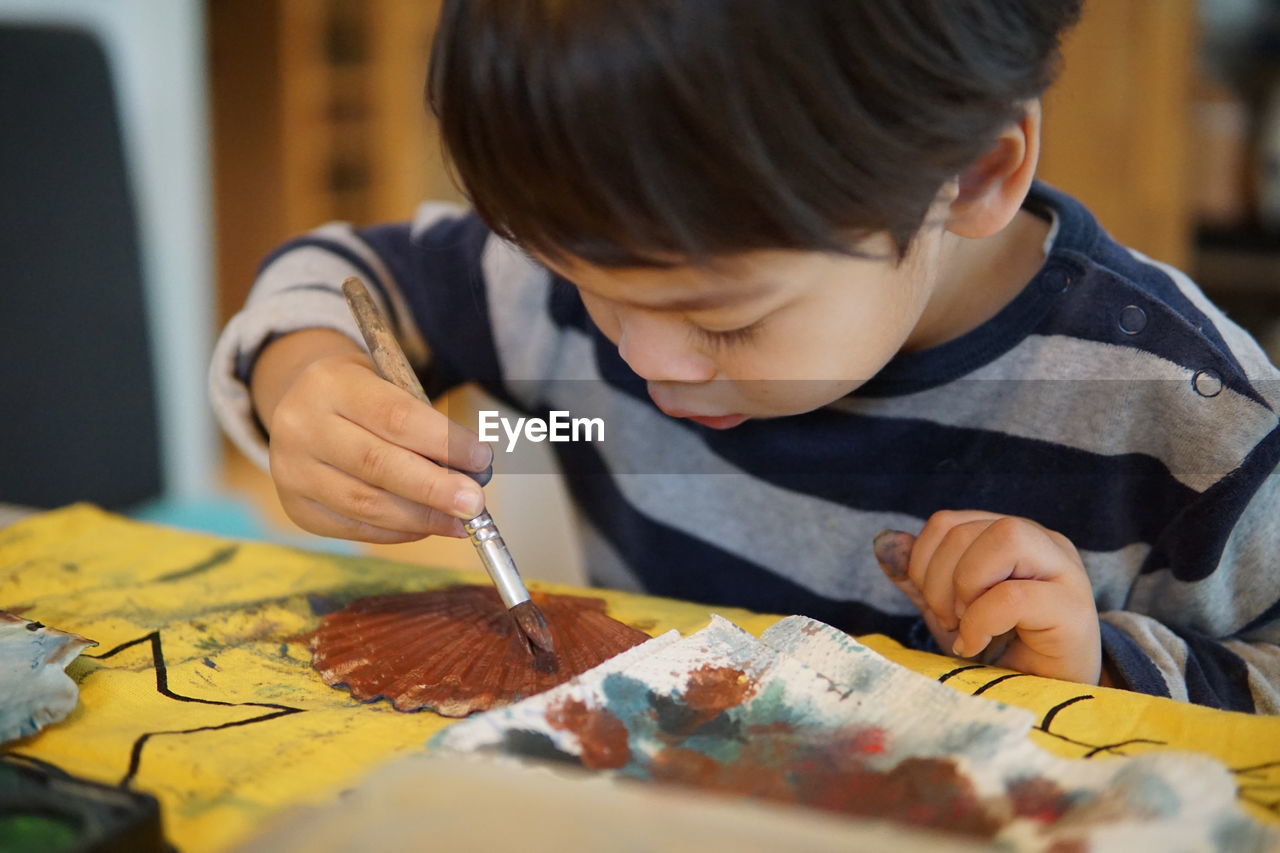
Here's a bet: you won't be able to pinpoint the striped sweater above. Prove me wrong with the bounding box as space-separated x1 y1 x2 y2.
211 183 1280 713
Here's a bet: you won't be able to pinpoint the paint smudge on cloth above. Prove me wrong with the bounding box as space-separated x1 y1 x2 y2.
434 616 1278 851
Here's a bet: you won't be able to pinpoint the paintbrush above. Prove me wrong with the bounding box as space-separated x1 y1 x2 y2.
341 276 556 655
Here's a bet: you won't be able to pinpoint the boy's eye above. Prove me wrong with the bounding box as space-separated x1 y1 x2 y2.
693 320 763 350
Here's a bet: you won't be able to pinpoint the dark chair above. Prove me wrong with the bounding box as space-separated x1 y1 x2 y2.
0 25 161 509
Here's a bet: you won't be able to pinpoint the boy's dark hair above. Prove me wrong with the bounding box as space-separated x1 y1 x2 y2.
428 0 1083 267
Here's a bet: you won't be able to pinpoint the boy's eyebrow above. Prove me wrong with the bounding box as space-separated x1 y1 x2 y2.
628 291 758 312
610 279 776 313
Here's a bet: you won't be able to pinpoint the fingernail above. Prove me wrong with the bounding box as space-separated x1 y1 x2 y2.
453 488 483 518
873 529 914 579
951 638 968 658
471 443 493 470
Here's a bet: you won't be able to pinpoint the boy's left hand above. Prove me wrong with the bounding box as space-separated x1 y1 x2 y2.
874 511 1102 685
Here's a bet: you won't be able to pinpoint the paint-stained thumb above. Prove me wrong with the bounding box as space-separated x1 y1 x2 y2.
873 529 915 580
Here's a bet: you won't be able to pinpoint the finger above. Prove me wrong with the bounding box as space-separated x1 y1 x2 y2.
313 414 486 520
874 530 959 652
918 519 1000 632
288 495 452 544
951 518 1075 616
334 367 492 474
907 510 1005 595
292 461 467 539
874 529 928 609
951 579 1065 659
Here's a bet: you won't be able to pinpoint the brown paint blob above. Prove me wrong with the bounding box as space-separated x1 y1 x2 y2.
311 585 649 716
1007 776 1074 823
652 747 1002 839
546 697 632 769
682 665 754 713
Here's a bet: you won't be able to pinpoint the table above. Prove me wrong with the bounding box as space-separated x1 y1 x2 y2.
2 505 1277 851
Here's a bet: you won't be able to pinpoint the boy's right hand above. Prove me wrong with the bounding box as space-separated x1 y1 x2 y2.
251 330 492 544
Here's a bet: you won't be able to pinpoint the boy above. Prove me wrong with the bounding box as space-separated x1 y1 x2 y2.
211 1 1280 712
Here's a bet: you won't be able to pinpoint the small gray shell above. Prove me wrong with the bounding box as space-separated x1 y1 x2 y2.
0 611 96 744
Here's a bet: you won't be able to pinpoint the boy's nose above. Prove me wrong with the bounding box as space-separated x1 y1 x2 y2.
616 313 717 383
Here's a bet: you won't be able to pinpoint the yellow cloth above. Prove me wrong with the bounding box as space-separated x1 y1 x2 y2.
1 505 1277 851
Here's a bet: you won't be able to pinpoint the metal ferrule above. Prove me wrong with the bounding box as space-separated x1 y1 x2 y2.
463 511 530 610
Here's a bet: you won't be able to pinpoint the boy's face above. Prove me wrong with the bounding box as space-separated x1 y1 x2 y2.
544 228 948 428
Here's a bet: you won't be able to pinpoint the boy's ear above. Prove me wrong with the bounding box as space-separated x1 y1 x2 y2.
946 101 1042 239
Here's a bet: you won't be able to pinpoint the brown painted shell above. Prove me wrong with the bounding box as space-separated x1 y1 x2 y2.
311 585 650 716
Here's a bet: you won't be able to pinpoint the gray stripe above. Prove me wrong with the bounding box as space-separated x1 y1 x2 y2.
834 334 1276 492
482 235 565 396
1099 611 1188 703
1223 640 1280 714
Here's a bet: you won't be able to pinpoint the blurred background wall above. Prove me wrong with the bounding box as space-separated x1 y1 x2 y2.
3 0 1278 584
0 0 216 506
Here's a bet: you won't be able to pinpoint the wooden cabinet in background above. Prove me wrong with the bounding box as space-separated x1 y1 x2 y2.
1040 0 1196 270
209 0 457 326
211 0 1198 323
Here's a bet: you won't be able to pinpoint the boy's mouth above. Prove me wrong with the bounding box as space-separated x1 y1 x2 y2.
647 388 749 430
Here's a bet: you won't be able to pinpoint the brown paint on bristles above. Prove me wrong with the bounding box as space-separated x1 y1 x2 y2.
511 599 555 654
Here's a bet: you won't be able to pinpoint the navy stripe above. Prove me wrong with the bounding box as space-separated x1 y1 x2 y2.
257 236 398 334
394 215 507 399
586 327 1198 553
861 256 1079 396
358 222 416 304
1099 621 1172 699
552 438 920 640
1036 254 1268 408
278 282 342 296
1141 425 1280 581
1032 182 1267 407
547 274 591 331
1171 625 1256 712
1090 234 1241 369
234 331 284 385
856 182 1268 406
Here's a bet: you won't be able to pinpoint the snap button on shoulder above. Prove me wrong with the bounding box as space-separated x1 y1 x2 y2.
1118 305 1147 335
1192 369 1223 398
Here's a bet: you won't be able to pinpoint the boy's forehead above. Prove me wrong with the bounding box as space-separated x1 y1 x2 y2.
552 257 778 313
546 251 797 312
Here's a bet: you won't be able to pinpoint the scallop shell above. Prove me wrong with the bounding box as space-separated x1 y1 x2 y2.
0 611 97 744
311 586 650 717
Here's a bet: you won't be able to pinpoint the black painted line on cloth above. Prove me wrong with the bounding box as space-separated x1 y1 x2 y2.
155 545 239 583
85 630 305 787
1081 738 1165 759
972 672 1031 696
1039 694 1094 733
121 708 303 787
937 664 987 683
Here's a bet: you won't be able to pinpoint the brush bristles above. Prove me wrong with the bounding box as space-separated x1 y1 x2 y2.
511 600 556 654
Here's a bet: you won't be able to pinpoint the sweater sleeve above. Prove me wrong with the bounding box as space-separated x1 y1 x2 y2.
207 203 478 470
1098 426 1280 713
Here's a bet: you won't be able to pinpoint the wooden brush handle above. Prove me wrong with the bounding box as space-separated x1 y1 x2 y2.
342 277 432 405
341 276 492 486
